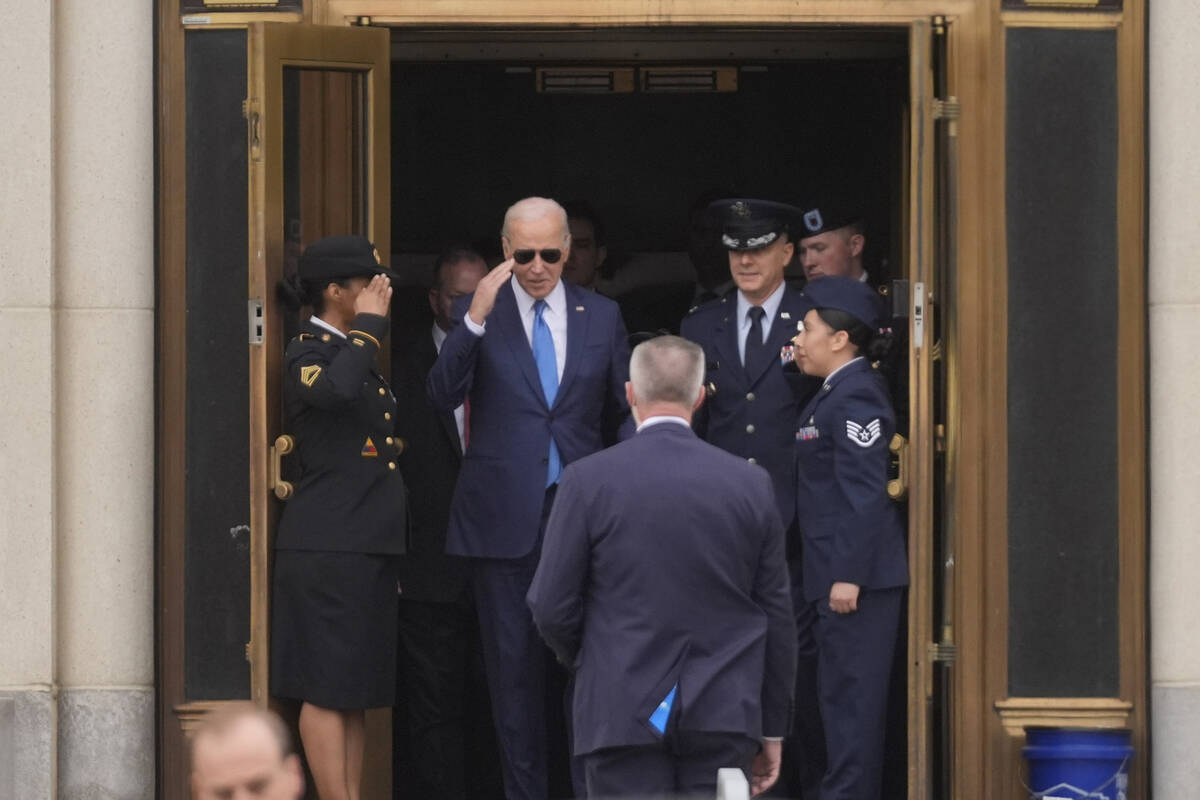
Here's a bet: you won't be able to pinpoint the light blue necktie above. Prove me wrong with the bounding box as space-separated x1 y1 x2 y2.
532 300 562 486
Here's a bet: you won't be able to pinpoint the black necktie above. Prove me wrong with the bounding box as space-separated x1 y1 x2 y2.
745 306 768 377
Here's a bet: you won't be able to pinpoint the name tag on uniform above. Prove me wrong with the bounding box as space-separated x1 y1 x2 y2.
796 425 820 441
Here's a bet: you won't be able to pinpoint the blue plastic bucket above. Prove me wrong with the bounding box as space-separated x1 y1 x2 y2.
1022 727 1132 799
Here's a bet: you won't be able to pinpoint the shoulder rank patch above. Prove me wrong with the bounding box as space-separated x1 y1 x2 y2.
846 419 882 448
299 365 322 387
361 437 378 457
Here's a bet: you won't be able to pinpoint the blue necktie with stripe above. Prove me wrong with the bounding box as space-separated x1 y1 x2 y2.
532 300 562 486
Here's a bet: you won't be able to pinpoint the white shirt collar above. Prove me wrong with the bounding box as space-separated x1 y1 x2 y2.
431 321 448 352
511 275 566 320
736 280 787 329
637 415 691 431
823 356 866 386
310 315 346 339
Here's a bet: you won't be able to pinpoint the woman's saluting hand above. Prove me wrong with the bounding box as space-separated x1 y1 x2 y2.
355 273 393 317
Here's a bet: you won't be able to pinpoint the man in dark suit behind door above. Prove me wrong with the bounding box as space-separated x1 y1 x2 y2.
391 246 502 799
527 335 797 798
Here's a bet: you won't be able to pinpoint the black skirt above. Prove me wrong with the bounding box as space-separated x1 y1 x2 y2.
271 550 399 710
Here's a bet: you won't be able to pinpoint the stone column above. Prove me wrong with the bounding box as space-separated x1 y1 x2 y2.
1149 2 1200 796
52 0 156 798
0 1 58 797
0 1 155 797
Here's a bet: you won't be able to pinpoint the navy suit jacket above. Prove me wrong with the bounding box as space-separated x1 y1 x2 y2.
527 422 797 755
427 279 633 559
680 285 821 531
794 358 909 603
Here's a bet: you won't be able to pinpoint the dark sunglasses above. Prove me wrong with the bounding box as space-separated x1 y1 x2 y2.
512 248 563 265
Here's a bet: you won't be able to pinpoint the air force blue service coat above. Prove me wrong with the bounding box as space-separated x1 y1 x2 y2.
793 357 908 602
427 279 634 559
680 285 821 530
527 421 798 756
275 314 408 555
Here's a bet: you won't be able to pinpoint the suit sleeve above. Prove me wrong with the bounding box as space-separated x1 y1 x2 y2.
602 307 635 444
527 467 591 667
287 313 389 410
426 294 481 412
830 380 895 586
752 476 798 738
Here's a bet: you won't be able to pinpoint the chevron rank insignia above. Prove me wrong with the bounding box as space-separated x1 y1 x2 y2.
361 437 378 457
846 419 882 448
299 365 322 387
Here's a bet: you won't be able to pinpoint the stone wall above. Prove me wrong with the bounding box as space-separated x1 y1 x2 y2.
0 1 155 797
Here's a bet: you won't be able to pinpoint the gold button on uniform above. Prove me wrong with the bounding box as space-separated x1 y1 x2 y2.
746 392 755 402
384 412 391 420
378 387 386 395
388 461 397 470
746 424 756 434
386 436 394 445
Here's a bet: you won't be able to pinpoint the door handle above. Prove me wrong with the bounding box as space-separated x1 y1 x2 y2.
888 433 909 500
270 434 295 500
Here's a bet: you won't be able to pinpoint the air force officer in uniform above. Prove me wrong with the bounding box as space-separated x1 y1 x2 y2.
528 335 797 799
427 197 633 800
680 199 824 797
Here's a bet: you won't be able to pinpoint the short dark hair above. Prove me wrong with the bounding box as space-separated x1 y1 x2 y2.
431 245 486 291
561 200 606 247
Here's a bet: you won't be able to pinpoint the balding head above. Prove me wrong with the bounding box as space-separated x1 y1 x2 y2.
627 336 706 425
501 197 571 299
190 704 303 800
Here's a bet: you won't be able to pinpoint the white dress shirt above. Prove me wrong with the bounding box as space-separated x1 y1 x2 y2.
310 315 346 339
735 281 787 365
464 277 568 383
432 322 467 451
637 415 691 432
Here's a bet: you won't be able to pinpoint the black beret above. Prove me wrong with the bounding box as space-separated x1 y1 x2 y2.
709 198 803 252
800 275 886 330
795 201 863 239
298 235 400 283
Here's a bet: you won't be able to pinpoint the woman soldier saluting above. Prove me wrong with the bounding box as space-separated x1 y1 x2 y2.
273 236 407 800
790 275 908 800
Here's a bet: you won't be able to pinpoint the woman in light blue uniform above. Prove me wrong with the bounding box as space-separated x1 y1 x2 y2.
790 276 908 800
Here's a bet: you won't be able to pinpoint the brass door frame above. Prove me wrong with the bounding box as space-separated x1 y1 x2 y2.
245 21 391 703
156 3 1148 800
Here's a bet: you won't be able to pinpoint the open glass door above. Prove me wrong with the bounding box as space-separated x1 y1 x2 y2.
244 23 390 786
904 15 955 800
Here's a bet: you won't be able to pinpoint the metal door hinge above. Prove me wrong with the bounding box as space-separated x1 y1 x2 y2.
245 641 252 662
249 299 264 345
932 97 961 120
929 642 958 663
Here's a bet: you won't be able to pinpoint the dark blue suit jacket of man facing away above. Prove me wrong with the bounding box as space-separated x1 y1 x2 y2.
527 421 798 756
427 279 634 559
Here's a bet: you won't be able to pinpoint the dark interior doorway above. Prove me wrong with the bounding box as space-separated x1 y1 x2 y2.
386 26 914 799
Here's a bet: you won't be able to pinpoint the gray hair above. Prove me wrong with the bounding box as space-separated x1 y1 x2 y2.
629 336 705 407
501 196 569 242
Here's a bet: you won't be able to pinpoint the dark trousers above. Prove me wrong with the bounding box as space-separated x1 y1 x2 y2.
582 732 758 799
472 487 573 800
813 587 903 800
771 559 826 800
392 591 504 799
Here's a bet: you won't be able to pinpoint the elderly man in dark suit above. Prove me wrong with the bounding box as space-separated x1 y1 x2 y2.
428 197 633 800
391 246 503 799
527 335 797 799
